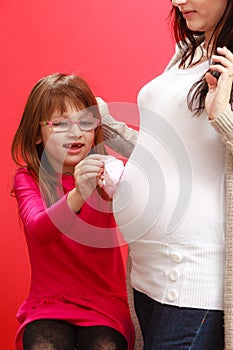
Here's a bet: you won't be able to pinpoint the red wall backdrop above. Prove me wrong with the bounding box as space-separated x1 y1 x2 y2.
0 1 174 348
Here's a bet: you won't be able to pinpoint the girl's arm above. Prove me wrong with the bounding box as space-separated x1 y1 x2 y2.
14 168 77 245
102 114 138 158
68 154 106 212
97 97 138 158
14 154 114 245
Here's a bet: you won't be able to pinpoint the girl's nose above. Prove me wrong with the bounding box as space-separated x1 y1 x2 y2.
69 123 84 137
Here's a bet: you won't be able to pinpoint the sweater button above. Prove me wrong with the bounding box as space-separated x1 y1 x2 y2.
171 252 182 263
167 289 178 302
168 268 180 281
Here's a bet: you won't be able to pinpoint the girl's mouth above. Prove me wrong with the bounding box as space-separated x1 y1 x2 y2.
64 142 85 154
64 142 84 150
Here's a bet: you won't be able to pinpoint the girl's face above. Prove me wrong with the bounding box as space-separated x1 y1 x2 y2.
39 105 96 174
172 0 227 40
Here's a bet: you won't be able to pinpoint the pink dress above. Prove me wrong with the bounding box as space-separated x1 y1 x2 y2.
14 168 135 350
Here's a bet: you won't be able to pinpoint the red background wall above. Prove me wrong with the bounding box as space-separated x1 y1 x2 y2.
0 1 174 348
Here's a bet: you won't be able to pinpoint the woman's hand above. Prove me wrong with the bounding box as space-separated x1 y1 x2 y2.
205 46 233 120
74 154 105 200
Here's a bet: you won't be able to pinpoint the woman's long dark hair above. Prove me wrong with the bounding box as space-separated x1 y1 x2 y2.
169 0 233 115
12 73 108 205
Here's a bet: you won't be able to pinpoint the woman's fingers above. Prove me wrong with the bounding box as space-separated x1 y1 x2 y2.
205 71 218 89
205 46 233 118
210 46 233 79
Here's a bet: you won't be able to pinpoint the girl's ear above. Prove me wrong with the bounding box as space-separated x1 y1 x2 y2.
36 132 42 145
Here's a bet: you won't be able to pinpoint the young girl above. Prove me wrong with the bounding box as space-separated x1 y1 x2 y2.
11 73 134 350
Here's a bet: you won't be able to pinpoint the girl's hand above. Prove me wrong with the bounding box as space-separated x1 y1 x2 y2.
205 46 233 120
74 154 105 200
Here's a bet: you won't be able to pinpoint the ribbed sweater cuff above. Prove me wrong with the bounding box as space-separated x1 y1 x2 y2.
209 104 233 135
102 113 138 144
102 114 118 141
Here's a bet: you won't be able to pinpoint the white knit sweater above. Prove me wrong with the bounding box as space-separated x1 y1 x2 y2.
125 59 225 309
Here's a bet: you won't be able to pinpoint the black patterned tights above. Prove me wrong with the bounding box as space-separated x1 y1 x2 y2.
22 319 128 350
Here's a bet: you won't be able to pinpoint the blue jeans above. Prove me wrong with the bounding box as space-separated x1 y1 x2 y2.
133 289 224 350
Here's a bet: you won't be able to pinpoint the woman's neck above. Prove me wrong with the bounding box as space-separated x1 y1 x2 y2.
202 40 213 58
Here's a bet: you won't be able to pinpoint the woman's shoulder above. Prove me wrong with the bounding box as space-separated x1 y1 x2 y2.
138 41 187 97
165 35 204 71
164 41 187 71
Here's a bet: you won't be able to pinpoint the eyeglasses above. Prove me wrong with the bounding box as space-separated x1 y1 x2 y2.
39 116 100 133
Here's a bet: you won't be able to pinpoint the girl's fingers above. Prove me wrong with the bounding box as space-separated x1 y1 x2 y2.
97 176 104 188
74 161 105 187
76 165 104 178
85 154 108 162
77 154 109 176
